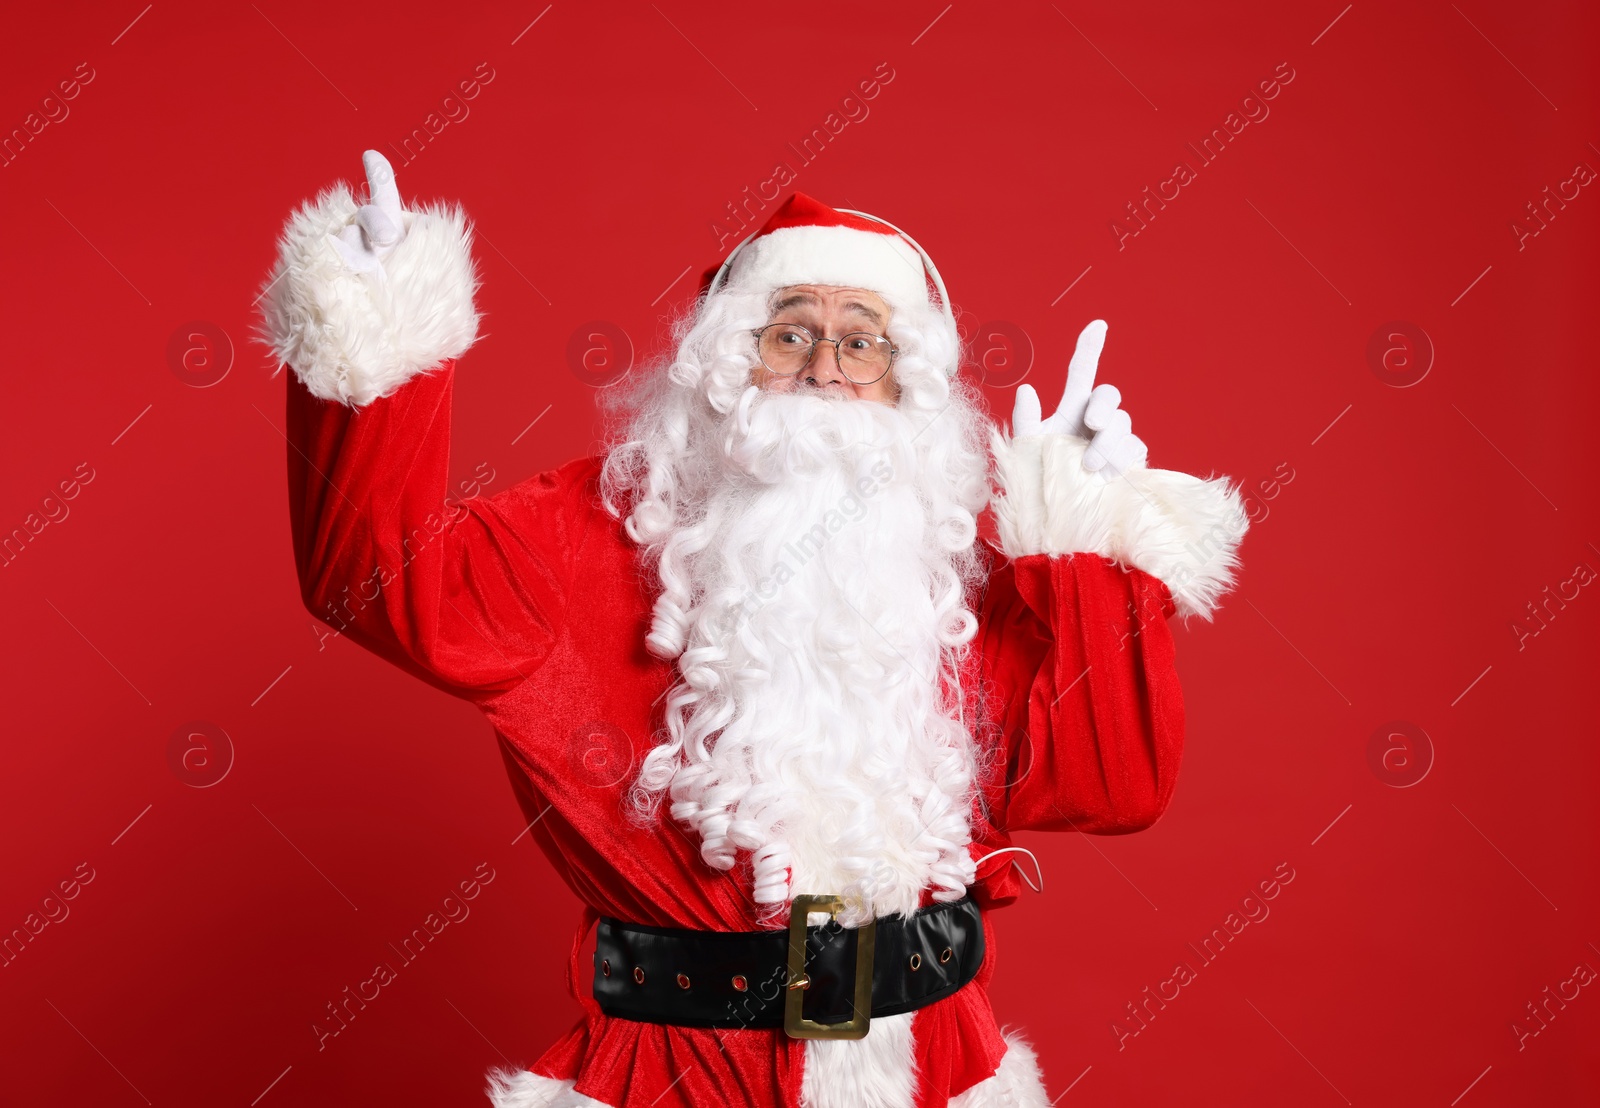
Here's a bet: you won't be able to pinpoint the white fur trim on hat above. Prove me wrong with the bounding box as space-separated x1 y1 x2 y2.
990 430 1249 622
255 182 481 408
727 223 930 311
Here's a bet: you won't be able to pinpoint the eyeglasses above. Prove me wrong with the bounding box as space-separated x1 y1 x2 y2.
751 323 898 386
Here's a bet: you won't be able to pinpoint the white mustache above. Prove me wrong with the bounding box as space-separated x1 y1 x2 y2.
723 385 918 488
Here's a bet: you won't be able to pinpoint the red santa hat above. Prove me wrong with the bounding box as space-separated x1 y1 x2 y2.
703 192 953 324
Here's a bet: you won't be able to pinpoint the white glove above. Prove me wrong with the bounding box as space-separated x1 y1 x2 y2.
260 149 480 408
327 150 408 277
1011 319 1149 479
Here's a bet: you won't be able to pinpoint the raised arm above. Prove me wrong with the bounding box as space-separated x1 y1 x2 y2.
258 151 589 700
976 321 1250 833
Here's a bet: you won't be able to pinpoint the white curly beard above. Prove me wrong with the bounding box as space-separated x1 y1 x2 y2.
606 287 992 927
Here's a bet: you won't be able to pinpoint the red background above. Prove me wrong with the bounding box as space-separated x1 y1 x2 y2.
2 1 1597 1105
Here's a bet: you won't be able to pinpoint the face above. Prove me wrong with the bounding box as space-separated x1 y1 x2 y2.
752 285 899 404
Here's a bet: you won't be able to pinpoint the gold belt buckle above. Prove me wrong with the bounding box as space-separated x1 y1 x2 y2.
783 894 875 1040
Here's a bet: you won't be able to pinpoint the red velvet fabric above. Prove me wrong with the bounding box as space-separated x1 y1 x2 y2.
753 191 902 240
285 360 1185 1107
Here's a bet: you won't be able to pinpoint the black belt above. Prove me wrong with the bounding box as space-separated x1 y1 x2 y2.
594 896 984 1039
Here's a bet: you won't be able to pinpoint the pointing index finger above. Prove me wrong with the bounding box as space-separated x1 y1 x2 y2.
361 149 402 227
1058 319 1107 429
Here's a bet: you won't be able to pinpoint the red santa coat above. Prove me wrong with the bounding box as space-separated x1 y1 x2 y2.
286 358 1190 1107
261 182 1248 1108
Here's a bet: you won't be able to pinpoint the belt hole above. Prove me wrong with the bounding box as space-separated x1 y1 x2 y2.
601 959 611 977
676 973 691 989
908 952 922 972
939 946 953 964
731 975 748 992
633 966 646 985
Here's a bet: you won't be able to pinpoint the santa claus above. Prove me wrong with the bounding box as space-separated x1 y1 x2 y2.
257 151 1248 1107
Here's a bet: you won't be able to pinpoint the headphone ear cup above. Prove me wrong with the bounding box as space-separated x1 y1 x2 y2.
704 227 764 300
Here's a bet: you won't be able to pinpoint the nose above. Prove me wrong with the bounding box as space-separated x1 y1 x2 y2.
802 336 848 388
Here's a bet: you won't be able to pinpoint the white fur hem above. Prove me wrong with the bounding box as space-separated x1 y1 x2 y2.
991 430 1249 622
484 1027 1047 1107
255 181 481 407
802 1010 916 1107
949 1031 1051 1107
485 1067 611 1108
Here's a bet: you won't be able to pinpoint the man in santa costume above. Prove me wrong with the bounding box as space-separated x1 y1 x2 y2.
257 151 1248 1107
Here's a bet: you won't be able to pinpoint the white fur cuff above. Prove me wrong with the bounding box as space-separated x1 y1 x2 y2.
990 431 1249 621
256 182 481 407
